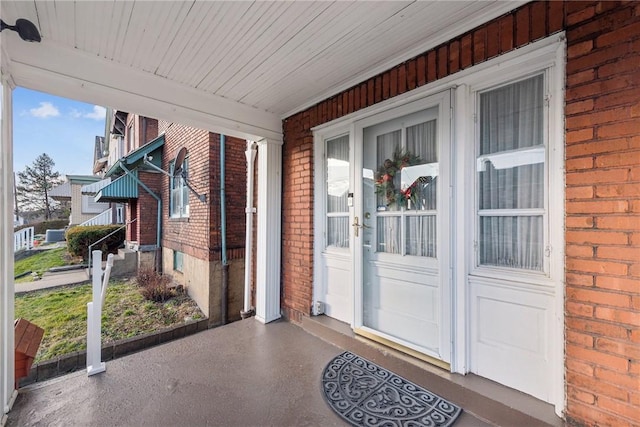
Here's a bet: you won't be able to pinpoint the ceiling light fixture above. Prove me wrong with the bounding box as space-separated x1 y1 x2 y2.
0 18 41 42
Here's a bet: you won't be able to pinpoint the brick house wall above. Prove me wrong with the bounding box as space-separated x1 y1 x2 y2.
160 121 247 324
281 1 640 425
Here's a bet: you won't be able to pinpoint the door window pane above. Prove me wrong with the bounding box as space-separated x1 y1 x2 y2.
377 216 401 254
479 216 543 270
326 135 349 248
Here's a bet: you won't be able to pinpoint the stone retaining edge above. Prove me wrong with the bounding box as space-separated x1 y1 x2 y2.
18 318 209 387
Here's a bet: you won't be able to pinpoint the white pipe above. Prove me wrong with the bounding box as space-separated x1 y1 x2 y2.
242 141 257 317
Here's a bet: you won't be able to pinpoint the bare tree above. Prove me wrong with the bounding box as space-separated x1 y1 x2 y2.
16 153 64 220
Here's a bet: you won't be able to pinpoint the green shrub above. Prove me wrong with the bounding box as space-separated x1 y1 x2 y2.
136 267 175 302
66 225 125 260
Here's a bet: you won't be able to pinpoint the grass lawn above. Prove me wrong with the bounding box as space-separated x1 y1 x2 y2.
15 280 204 363
14 247 81 282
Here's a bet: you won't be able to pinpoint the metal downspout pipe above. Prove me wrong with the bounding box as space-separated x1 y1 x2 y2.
220 135 228 325
241 141 257 319
118 162 162 271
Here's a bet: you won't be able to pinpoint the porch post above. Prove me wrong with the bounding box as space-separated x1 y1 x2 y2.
255 138 282 323
1 78 16 414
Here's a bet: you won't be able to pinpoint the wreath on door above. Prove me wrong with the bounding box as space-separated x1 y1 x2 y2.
374 148 422 209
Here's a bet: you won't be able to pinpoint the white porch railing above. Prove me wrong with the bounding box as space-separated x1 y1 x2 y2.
14 227 34 252
79 208 113 227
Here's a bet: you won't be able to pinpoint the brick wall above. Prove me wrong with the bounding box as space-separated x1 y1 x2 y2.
136 171 161 246
564 2 640 426
160 123 247 262
282 2 640 425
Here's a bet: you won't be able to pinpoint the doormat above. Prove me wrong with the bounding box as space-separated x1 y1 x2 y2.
321 351 462 427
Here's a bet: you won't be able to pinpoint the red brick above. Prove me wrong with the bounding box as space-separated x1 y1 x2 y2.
566 168 628 185
596 276 640 293
547 1 564 33
567 69 596 86
568 40 594 59
566 370 629 401
595 88 640 109
427 51 436 82
485 22 499 59
473 28 486 64
598 245 640 262
596 337 640 359
595 306 640 327
596 366 640 390
437 46 447 79
566 200 628 214
567 287 631 307
498 14 514 53
599 54 640 78
567 358 595 377
382 72 390 100
567 138 628 158
566 157 594 171
567 300 595 318
596 183 640 198
566 75 631 101
566 243 594 258
597 396 640 422
566 128 594 144
398 64 407 94
374 76 382 103
567 317 630 340
595 150 640 167
449 41 460 75
515 5 531 47
407 59 417 90
566 216 595 228
567 401 634 427
566 272 595 287
567 6 596 26
567 329 595 346
566 230 629 244
568 386 596 405
566 99 595 116
460 34 472 69
596 20 640 48
416 55 426 86
597 216 640 230
390 68 398 98
530 2 546 40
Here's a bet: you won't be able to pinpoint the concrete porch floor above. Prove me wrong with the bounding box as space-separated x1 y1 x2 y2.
6 318 559 426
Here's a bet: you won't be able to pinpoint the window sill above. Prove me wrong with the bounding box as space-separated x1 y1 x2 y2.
169 217 189 222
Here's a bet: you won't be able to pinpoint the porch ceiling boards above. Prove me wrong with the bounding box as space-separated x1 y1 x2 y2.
1 1 523 135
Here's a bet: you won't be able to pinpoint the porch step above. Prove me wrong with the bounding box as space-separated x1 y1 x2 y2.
108 248 137 277
300 315 564 427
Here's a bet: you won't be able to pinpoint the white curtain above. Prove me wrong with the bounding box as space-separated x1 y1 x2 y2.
478 74 544 270
326 136 349 248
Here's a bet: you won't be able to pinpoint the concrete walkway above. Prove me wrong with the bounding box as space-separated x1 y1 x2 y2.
15 269 89 293
6 319 489 427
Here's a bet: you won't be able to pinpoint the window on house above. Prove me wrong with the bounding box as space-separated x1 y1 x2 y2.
326 135 350 249
170 158 189 218
476 74 545 272
127 124 134 153
173 250 184 272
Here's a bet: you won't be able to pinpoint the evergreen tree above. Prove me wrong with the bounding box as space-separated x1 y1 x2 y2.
16 153 64 220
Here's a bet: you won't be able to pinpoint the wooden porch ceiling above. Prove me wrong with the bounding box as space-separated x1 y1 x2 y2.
1 1 524 139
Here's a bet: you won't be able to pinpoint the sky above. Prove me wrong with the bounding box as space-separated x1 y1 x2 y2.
13 87 106 177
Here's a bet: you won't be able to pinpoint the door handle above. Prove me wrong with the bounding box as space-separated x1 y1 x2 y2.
352 216 370 237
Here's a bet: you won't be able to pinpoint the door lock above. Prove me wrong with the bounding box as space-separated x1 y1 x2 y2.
352 216 370 237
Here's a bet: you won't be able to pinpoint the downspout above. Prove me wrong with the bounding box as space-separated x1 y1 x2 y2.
220 135 228 325
118 162 162 271
241 141 257 319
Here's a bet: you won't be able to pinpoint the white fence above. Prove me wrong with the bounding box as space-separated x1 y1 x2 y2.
79 208 113 227
14 227 34 252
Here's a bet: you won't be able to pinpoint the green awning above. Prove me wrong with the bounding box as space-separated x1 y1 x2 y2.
95 171 139 203
105 134 165 177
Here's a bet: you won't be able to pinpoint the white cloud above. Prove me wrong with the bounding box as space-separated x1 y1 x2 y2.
84 105 106 120
29 102 60 118
69 109 82 119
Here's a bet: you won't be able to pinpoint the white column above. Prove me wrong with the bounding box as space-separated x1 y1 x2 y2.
1 78 17 414
255 138 282 323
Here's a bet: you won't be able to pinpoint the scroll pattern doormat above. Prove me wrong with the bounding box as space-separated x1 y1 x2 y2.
322 351 462 427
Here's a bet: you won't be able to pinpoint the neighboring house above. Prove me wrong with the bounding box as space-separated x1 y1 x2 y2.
49 175 110 226
94 112 247 326
2 2 639 426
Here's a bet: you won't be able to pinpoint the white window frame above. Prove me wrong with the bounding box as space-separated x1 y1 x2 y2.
170 158 190 218
173 250 184 272
472 72 550 278
324 134 351 250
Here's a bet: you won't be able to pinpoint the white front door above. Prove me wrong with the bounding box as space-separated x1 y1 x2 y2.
354 93 451 363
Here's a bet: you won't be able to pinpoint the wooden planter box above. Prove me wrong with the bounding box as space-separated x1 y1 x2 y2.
14 318 44 388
